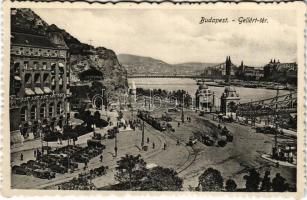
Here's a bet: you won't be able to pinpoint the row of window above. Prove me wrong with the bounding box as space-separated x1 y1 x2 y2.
20 102 64 122
12 47 66 58
13 61 65 73
23 73 65 85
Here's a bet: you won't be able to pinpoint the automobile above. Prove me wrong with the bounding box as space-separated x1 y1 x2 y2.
32 169 56 179
168 108 178 112
204 139 214 146
255 127 266 133
12 165 30 175
217 140 227 147
60 159 78 169
49 164 68 174
256 126 280 135
199 111 205 116
226 134 233 142
162 113 172 122
73 155 88 163
87 139 104 148
21 162 41 171
94 166 108 176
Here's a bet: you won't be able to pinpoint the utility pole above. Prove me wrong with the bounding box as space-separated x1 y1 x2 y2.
149 90 151 111
181 94 185 123
141 120 145 147
114 130 118 157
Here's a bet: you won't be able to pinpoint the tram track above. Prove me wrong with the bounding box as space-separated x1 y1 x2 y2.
141 119 198 174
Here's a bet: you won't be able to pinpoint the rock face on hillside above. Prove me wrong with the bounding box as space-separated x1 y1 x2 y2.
11 8 128 99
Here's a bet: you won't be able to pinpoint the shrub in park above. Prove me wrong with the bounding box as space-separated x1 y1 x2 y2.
243 168 261 192
272 173 289 192
140 167 183 191
217 140 227 147
115 154 148 189
198 168 224 191
260 171 271 192
225 179 237 192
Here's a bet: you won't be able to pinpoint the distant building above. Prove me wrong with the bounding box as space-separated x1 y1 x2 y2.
263 59 297 84
202 56 236 79
10 31 70 143
195 83 215 112
220 86 240 115
237 61 264 80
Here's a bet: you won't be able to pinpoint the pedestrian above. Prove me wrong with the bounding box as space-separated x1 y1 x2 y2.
34 149 36 158
152 142 155 149
218 124 222 129
147 137 150 143
163 143 166 150
114 146 118 156
20 153 23 161
178 122 180 127
100 155 103 162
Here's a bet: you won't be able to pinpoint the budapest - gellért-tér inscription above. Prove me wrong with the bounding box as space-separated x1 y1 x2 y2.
199 17 269 24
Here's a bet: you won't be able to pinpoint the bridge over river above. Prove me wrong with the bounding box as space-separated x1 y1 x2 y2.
128 74 202 79
236 92 297 117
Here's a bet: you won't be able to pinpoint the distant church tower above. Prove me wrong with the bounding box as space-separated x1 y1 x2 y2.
225 56 232 83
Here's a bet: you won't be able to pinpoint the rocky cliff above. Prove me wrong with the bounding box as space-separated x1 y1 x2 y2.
11 8 128 99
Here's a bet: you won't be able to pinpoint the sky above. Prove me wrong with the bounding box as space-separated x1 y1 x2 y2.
33 8 297 66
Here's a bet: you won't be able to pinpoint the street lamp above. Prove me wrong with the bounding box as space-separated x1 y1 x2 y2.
181 93 185 123
141 120 145 147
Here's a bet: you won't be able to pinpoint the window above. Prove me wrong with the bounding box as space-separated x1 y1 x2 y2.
57 102 62 115
42 62 47 70
30 105 37 120
51 76 55 85
43 73 49 83
51 63 56 74
20 106 27 122
33 61 38 69
24 73 31 84
59 76 63 86
14 62 20 74
51 77 56 90
49 103 54 117
34 73 40 83
40 104 46 119
24 61 29 70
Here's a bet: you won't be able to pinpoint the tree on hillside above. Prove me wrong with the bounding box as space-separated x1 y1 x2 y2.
272 173 289 192
225 179 237 192
198 168 224 191
115 154 147 189
243 168 261 192
260 171 271 192
140 167 183 191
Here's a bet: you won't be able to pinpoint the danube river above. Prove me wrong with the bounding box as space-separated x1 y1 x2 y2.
128 78 290 103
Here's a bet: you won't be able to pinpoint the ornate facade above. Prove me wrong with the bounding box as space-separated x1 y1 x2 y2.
10 31 71 143
195 83 214 112
220 86 240 115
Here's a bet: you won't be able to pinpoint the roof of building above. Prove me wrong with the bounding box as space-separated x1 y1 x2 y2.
199 83 209 90
11 32 66 49
224 86 236 93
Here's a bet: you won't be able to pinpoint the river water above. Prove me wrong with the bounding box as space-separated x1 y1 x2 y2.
128 78 291 103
